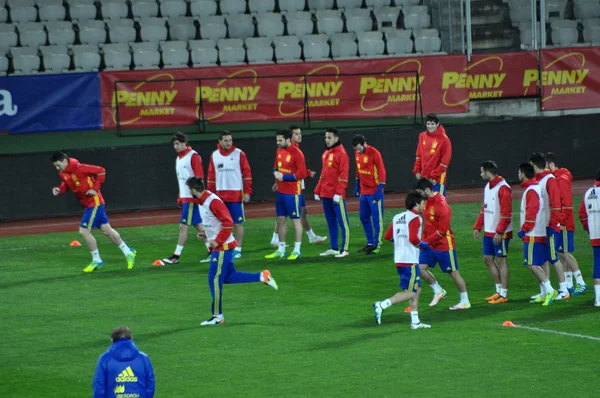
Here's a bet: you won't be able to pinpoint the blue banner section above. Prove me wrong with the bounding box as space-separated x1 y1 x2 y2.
0 72 101 134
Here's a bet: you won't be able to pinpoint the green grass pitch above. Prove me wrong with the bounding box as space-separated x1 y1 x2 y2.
1 199 599 397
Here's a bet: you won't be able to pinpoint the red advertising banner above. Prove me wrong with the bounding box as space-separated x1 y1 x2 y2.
100 55 468 129
541 47 600 110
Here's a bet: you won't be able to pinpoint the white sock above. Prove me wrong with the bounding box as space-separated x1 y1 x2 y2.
460 291 470 304
410 311 420 324
430 282 443 294
595 285 600 302
236 247 242 252
565 272 573 289
381 299 392 309
272 232 279 243
559 282 568 294
542 280 554 294
573 270 585 285
119 242 132 257
499 288 508 298
260 272 265 282
174 244 184 256
294 242 302 253
306 229 317 240
278 242 286 254
91 250 102 263
539 283 545 296
495 283 501 293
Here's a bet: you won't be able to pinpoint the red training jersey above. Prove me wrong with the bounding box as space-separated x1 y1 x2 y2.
422 193 456 251
412 124 452 184
520 178 546 243
57 158 106 208
355 144 386 195
553 167 575 231
274 144 309 195
473 176 513 238
315 141 350 199
535 170 564 230
207 143 252 202
177 146 205 204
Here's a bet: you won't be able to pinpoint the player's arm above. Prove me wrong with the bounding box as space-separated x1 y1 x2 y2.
408 217 422 246
335 152 349 195
207 154 216 192
521 190 540 233
56 181 69 194
431 137 451 181
412 133 422 175
424 202 451 245
240 151 253 195
578 197 589 232
145 356 156 398
191 153 204 180
384 222 394 242
473 203 485 231
546 178 564 230
374 149 387 186
557 176 573 209
79 164 106 190
210 200 234 245
92 357 107 398
496 185 513 234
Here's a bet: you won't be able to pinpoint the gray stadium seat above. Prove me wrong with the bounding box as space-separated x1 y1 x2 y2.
13 54 41 75
0 25 17 55
79 20 107 45
47 21 76 45
226 14 255 39
0 55 8 76
41 45 71 73
403 6 431 30
375 7 400 30
190 40 218 66
337 0 363 9
69 4 97 21
200 21 227 40
139 19 168 42
39 4 66 22
169 17 198 41
551 20 579 47
190 0 218 17
108 24 136 44
10 46 38 57
575 0 600 20
317 16 344 36
0 7 7 23
257 15 284 38
10 6 38 23
132 1 159 19
217 38 246 65
347 15 374 33
365 0 390 7
308 0 335 10
102 42 131 70
161 0 187 18
358 31 385 57
415 36 442 54
385 30 414 55
161 41 189 68
583 19 600 44
249 0 275 14
101 1 129 20
246 42 274 64
274 36 301 63
286 14 314 37
279 0 305 13
133 48 160 70
131 42 159 52
220 0 247 15
302 34 330 61
72 45 101 71
331 36 359 60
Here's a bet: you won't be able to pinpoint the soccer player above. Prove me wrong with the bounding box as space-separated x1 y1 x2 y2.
186 177 278 326
315 128 351 258
547 152 588 295
578 172 600 307
265 128 310 260
517 162 557 306
413 114 452 196
51 152 136 273
352 134 387 255
270 125 327 247
373 191 431 329
207 131 252 259
473 161 512 304
415 178 470 310
529 152 569 300
162 132 206 265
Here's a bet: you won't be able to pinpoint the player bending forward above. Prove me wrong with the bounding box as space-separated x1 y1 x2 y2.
373 191 431 329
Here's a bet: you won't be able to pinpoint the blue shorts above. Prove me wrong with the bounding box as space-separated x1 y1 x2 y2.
593 246 600 279
556 228 574 253
397 265 421 293
419 248 459 273
299 194 306 208
545 228 560 264
80 204 109 229
433 183 446 197
275 192 301 219
180 202 202 226
524 241 546 266
482 236 510 257
225 201 245 224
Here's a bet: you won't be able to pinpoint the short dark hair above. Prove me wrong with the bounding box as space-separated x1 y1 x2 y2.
289 125 300 131
171 131 188 145
325 127 339 137
529 152 546 170
186 177 205 192
276 128 292 140
111 326 132 342
519 162 535 179
219 130 232 140
426 114 439 124
50 151 68 163
405 190 426 210
415 177 434 191
352 134 366 147
545 152 558 167
481 160 498 175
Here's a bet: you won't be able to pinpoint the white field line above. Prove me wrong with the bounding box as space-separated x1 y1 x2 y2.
513 324 600 341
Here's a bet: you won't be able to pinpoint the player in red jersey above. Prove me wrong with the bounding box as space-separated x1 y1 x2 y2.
51 152 136 273
413 114 452 196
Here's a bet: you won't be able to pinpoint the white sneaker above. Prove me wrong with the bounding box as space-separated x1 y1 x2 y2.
201 315 224 326
261 270 278 290
233 250 242 259
319 249 339 257
530 293 542 300
411 322 431 330
334 251 349 258
309 235 328 245
429 289 447 307
554 291 570 300
373 302 383 325
449 302 472 310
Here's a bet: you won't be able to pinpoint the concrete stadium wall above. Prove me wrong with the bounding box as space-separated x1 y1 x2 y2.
1 114 599 221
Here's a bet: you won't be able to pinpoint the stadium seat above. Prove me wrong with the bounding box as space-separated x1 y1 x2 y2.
190 40 218 66
375 7 400 30
133 46 160 70
161 41 189 68
131 41 159 52
357 31 385 57
0 7 7 23
316 16 344 36
403 6 431 30
337 0 363 10
0 25 17 55
40 44 71 73
101 1 129 20
395 0 420 6
226 14 255 39
286 13 314 37
47 21 76 45
190 0 218 17
139 19 168 42
161 0 187 18
550 20 579 47
331 35 358 60
107 24 136 44
385 29 414 55
574 0 600 20
72 44 101 71
518 22 541 49
246 41 274 64
69 4 97 22
315 9 342 19
131 1 159 20
545 0 565 20
8 0 35 5
13 54 41 75
79 20 107 45
308 0 335 11
415 36 442 54
169 17 198 41
302 34 331 60
583 18 600 44
39 4 66 22
256 15 285 38
365 0 390 8
200 20 227 40
217 38 246 65
278 0 305 13
0 55 8 76
18 23 48 48
346 14 374 33
102 42 131 70
274 35 302 63
220 0 247 15
10 46 38 57
248 0 275 14
344 9 371 19
10 6 38 23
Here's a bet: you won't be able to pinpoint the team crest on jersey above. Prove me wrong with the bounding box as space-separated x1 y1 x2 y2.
363 156 368 163
432 140 438 149
278 161 282 167
357 164 361 169
286 155 291 162
328 154 334 161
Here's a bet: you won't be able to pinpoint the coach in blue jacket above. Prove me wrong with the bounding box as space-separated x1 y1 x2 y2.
93 326 155 398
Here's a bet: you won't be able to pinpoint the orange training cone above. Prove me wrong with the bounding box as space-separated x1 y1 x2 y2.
502 321 516 327
152 260 165 267
69 240 82 247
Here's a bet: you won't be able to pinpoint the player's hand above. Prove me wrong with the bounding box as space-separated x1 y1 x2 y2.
493 233 502 246
197 231 208 242
208 240 219 248
310 171 316 178
243 194 250 203
274 171 284 181
333 194 341 204
271 182 278 192
418 241 429 250
177 197 183 208
473 230 480 240
415 173 421 180
86 189 97 196
52 187 60 196
429 178 437 185
517 230 526 239
314 194 320 201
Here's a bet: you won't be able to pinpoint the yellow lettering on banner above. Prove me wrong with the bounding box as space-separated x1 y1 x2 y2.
277 82 343 99
468 91 503 99
523 69 588 86
441 72 506 89
307 98 340 107
550 86 586 95
139 108 176 116
386 93 421 102
222 103 259 111
359 76 425 94
196 86 261 103
113 90 178 107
